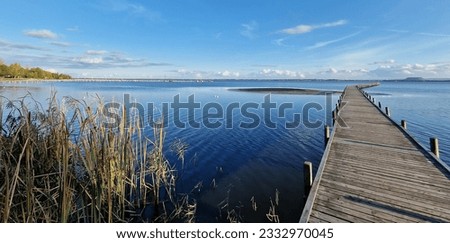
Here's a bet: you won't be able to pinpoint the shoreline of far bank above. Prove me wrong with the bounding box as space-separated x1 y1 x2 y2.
2 78 450 83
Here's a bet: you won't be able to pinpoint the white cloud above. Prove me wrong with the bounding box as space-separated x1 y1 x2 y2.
280 20 347 35
176 69 190 74
240 21 258 39
1 37 169 75
45 68 58 73
64 52 169 69
86 50 108 55
370 63 450 78
328 68 338 74
73 57 104 64
173 69 241 79
316 67 370 79
175 69 207 78
24 29 58 39
282 25 313 35
217 70 240 78
321 20 348 28
313 62 450 79
260 69 305 78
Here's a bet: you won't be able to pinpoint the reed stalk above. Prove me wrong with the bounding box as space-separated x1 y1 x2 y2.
0 93 195 223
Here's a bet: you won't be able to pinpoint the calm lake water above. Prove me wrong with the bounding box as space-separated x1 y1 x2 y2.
1 80 449 222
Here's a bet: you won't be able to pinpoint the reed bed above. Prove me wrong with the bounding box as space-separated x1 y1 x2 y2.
0 93 195 223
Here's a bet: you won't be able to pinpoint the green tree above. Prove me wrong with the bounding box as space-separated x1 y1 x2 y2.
0 63 8 77
9 63 23 78
0 60 71 80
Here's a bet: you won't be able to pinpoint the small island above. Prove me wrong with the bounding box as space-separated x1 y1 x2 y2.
404 77 425 81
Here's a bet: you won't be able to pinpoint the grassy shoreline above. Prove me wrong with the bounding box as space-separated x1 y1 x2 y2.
0 78 74 82
0 94 195 222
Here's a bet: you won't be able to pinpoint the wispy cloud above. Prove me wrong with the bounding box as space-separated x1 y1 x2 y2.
386 29 410 34
0 39 47 51
24 29 58 39
386 29 450 38
109 0 145 14
252 64 277 68
369 59 395 65
97 0 161 20
68 51 170 69
240 21 258 39
273 38 287 47
214 32 223 40
66 26 80 32
417 32 450 38
50 41 72 47
86 50 108 55
306 31 360 50
2 47 170 71
280 20 347 35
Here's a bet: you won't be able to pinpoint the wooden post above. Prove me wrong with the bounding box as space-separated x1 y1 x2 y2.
385 107 390 116
430 138 440 158
378 102 382 108
324 125 330 146
332 110 336 125
304 161 313 198
401 120 407 129
372 97 375 103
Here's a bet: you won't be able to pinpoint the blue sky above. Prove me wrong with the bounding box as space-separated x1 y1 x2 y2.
1 0 450 79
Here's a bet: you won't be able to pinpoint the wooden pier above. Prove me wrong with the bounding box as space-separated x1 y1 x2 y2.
300 84 450 223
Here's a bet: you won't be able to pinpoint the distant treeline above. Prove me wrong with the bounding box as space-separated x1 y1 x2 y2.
0 61 71 79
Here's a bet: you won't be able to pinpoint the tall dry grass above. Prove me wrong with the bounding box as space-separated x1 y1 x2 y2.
0 93 195 223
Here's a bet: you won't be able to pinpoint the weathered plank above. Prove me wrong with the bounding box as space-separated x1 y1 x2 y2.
300 85 450 223
315 191 420 222
321 169 450 202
